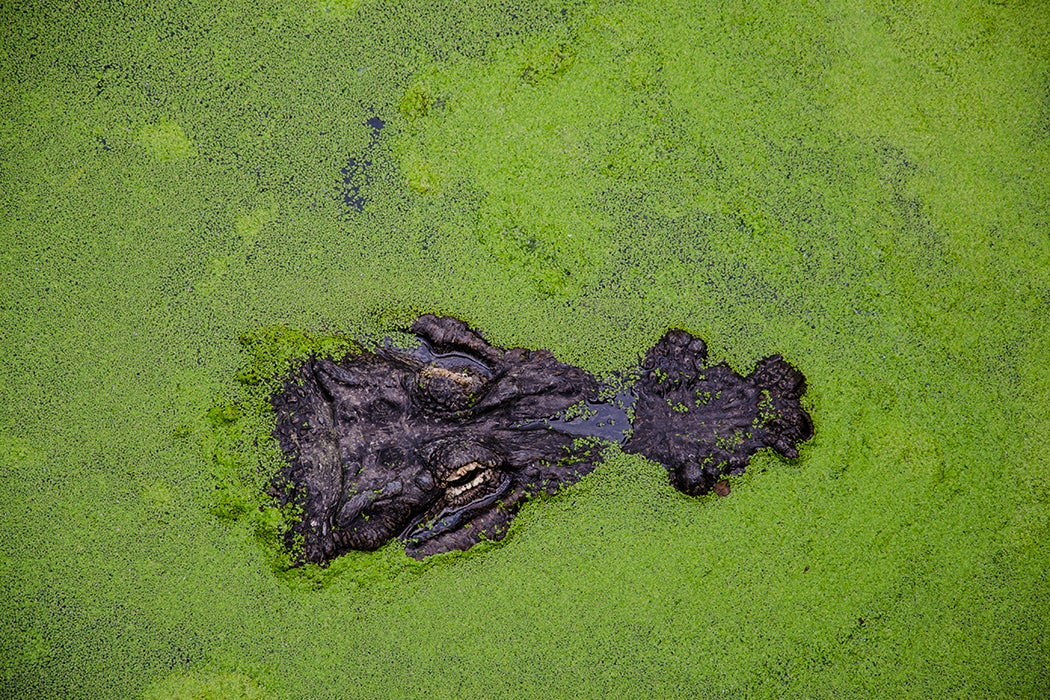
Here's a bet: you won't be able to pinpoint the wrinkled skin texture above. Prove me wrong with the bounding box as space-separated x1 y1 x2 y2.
622 330 814 496
271 315 602 561
271 316 813 563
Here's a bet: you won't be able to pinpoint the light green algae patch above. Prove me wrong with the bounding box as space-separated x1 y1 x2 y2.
138 121 196 161
1 0 1048 698
143 670 270 700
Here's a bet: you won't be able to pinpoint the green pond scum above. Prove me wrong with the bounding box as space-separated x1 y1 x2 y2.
0 0 1047 696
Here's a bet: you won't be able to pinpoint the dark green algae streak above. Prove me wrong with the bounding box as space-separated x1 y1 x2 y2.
1 0 1048 697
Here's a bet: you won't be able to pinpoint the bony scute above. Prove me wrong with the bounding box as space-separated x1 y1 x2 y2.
270 315 813 563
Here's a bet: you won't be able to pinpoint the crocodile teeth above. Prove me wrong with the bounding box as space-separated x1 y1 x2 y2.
447 472 489 498
446 461 481 483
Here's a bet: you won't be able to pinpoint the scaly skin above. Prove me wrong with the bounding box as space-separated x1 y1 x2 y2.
270 316 813 563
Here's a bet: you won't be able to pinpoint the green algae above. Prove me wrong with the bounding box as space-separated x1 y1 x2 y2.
143 669 270 700
138 121 196 162
1 0 1048 698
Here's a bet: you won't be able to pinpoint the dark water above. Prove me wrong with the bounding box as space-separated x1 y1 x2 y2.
339 114 386 212
514 392 635 445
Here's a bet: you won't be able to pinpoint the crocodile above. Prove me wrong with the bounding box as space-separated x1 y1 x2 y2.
270 315 813 563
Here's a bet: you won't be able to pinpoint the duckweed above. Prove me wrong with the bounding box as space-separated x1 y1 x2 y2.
1 0 1048 697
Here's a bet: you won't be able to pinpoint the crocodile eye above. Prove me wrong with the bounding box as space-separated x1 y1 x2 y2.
416 365 487 411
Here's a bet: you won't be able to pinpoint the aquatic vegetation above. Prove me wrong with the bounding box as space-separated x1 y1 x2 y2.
1 0 1047 697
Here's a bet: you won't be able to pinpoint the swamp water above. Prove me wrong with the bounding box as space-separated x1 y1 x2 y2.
1 1 1048 697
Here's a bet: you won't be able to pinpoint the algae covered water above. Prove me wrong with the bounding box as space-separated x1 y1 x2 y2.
1 1 1048 697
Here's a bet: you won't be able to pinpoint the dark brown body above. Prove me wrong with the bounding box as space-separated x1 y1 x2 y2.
271 316 813 563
